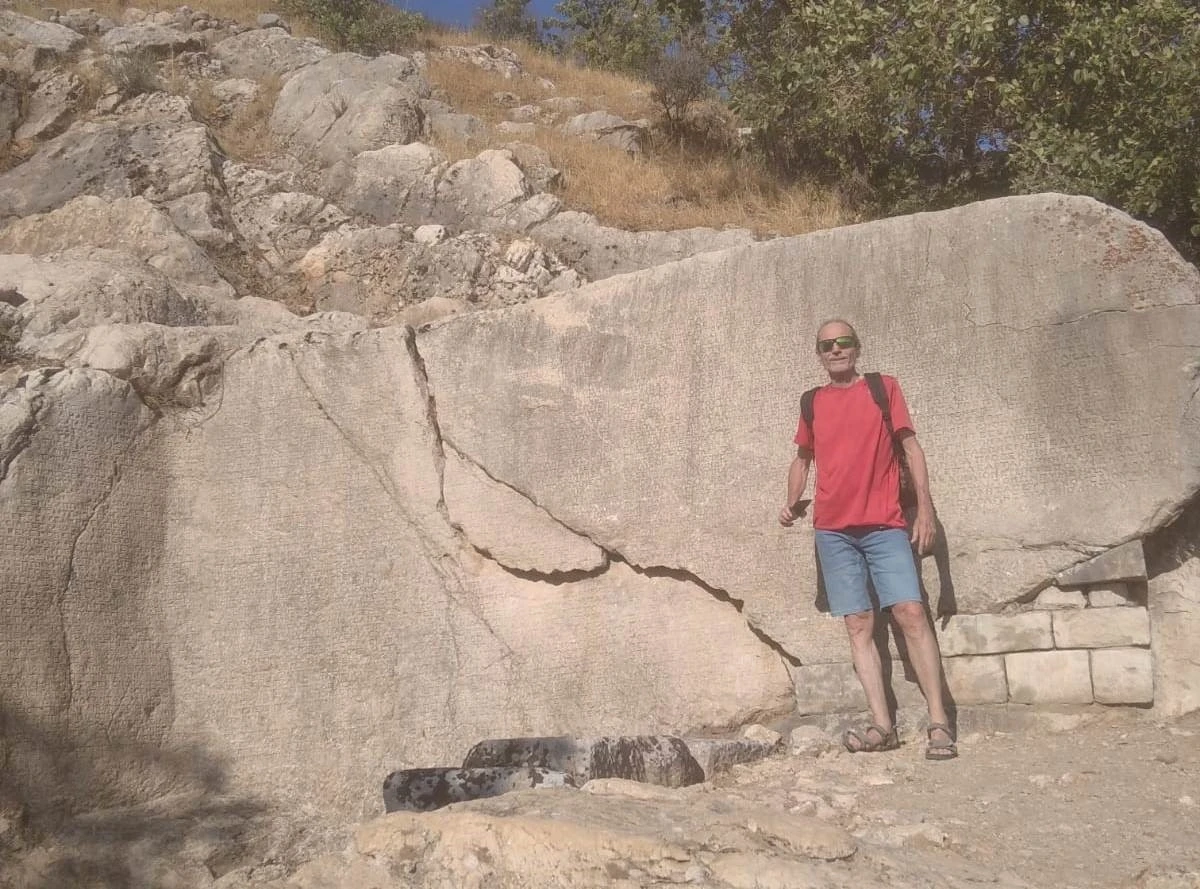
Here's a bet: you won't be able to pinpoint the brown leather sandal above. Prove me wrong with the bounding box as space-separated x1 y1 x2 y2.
842 724 900 753
925 723 958 760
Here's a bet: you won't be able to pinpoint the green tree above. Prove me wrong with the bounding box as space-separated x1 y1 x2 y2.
477 0 542 43
1002 1 1200 244
547 0 671 74
727 0 1200 250
278 0 425 55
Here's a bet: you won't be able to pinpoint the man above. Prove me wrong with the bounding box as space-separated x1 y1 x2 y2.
779 319 956 760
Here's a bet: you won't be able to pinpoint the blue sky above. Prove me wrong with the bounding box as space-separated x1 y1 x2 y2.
393 0 559 29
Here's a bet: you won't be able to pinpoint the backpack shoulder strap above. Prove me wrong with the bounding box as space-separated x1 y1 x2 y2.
800 386 819 433
864 372 900 442
864 372 890 420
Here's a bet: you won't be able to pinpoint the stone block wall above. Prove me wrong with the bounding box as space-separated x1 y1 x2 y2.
790 574 1157 714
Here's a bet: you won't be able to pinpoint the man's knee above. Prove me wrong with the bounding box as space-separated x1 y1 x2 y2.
889 600 929 635
843 610 875 642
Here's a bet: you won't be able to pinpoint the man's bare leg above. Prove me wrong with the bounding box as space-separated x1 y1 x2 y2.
845 609 892 734
890 601 952 740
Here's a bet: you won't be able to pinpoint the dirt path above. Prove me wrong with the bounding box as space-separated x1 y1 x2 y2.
735 708 1200 889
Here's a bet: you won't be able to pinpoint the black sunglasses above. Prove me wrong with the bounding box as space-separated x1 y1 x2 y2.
817 335 858 353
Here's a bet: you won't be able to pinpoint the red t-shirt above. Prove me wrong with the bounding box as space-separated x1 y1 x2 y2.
793 374 914 531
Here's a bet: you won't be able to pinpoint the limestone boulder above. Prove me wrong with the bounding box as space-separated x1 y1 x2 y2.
208 77 261 119
531 209 756 280
0 10 85 54
322 142 444 225
165 191 234 249
503 141 562 192
229 190 350 269
211 27 329 81
1 327 791 819
562 110 648 154
426 110 486 145
0 113 219 220
298 227 574 320
0 195 235 303
439 43 522 78
13 68 83 142
0 250 211 345
268 53 429 164
435 149 532 228
31 322 248 404
418 194 1200 665
100 23 204 57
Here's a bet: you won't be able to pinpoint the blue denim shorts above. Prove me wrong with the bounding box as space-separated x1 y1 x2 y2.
814 526 922 617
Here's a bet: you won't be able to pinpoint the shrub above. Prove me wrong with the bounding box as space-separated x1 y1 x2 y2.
277 0 425 55
648 50 709 131
103 52 162 99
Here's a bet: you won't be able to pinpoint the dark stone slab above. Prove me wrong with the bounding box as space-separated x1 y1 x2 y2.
382 766 572 813
461 735 705 787
1056 540 1147 587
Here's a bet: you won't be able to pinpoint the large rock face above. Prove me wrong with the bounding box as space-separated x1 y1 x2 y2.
418 194 1200 656
0 328 790 820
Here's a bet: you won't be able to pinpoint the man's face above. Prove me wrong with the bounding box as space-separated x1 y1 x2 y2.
816 323 859 375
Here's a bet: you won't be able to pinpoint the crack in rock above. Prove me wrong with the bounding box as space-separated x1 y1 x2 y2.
58 405 157 723
0 383 46 484
282 341 518 722
961 303 1185 333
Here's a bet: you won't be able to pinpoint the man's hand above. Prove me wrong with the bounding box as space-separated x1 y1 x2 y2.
910 508 936 555
779 500 809 527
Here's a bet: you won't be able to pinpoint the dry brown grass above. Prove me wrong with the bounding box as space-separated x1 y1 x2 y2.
425 36 854 237
426 30 656 122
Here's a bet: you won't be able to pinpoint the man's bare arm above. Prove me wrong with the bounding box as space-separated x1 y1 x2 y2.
779 447 813 526
900 432 936 553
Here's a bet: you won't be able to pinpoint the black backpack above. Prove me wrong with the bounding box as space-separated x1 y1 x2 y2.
800 372 918 510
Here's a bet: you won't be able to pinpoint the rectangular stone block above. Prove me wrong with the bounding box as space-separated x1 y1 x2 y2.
1005 650 1093 704
943 655 1008 705
1091 648 1154 705
1035 588 1086 610
1052 607 1150 649
1086 583 1133 607
789 661 924 714
937 612 1052 656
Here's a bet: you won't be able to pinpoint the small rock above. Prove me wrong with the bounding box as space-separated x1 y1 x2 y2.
741 724 782 746
414 224 447 246
789 725 828 756
256 12 289 31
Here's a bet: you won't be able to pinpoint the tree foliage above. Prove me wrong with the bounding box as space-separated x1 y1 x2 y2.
478 0 542 44
726 0 1200 247
277 0 425 55
547 0 672 74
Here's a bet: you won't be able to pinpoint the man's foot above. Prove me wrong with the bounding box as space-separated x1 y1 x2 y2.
925 723 958 760
842 724 899 753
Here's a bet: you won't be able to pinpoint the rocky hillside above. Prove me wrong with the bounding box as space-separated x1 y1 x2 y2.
0 4 758 364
